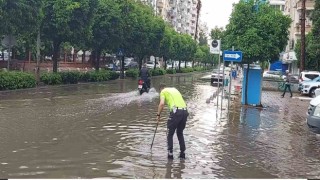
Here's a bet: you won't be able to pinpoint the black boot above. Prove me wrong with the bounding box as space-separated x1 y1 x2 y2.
179 152 185 159
168 150 173 159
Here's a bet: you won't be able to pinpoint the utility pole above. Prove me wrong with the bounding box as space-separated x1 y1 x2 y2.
300 0 306 72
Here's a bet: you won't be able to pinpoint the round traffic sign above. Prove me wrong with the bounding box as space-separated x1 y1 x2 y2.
212 40 218 48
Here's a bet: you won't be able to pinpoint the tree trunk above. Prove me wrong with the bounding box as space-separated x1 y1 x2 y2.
154 58 157 70
185 61 187 68
139 56 143 70
164 57 167 70
192 60 195 68
245 63 250 105
178 60 181 71
82 51 85 63
52 41 61 73
172 61 174 69
73 50 77 63
94 50 101 71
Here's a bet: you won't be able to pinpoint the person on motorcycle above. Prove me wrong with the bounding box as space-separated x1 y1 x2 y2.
139 63 151 89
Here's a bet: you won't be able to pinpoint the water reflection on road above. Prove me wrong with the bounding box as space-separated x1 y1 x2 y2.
0 73 319 178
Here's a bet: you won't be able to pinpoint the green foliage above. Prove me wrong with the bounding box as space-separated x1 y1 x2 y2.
125 69 139 78
86 70 111 82
40 73 62 85
296 0 320 71
166 69 176 74
0 71 36 90
108 70 120 80
150 68 166 76
193 67 206 71
177 68 194 73
59 71 81 84
295 33 319 70
79 72 91 82
224 1 291 63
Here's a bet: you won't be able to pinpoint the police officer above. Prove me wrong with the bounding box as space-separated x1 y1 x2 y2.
156 83 189 159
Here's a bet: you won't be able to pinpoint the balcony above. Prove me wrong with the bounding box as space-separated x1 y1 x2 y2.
296 0 315 10
295 25 312 35
157 0 164 8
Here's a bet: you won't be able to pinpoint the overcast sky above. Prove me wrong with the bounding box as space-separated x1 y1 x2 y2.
200 0 240 31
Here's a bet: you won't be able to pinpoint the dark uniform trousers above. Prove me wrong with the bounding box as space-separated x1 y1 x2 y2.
167 108 189 152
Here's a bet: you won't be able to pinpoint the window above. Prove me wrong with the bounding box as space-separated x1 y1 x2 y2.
313 106 320 117
305 74 320 80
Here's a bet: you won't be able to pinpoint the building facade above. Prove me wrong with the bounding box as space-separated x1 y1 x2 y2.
283 0 315 73
138 0 201 38
269 0 285 12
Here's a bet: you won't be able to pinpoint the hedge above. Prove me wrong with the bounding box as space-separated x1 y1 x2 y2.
177 67 194 73
41 70 120 85
166 69 176 74
125 69 139 78
0 71 36 90
150 68 167 76
0 67 209 91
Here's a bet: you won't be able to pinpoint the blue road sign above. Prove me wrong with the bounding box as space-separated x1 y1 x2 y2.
223 51 243 62
117 48 124 56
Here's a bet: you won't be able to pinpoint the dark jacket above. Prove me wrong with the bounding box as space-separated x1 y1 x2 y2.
139 67 150 80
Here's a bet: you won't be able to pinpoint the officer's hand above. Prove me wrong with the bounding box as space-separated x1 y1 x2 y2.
156 115 160 122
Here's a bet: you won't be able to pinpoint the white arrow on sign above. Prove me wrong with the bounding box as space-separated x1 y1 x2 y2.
225 53 240 59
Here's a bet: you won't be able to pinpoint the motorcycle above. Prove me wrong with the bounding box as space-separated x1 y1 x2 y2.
138 79 150 95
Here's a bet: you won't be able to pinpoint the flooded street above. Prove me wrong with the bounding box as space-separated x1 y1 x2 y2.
0 73 320 178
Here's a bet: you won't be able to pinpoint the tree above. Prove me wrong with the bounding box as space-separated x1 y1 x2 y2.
0 0 42 63
296 0 320 71
0 0 41 36
224 0 291 105
41 0 98 72
210 26 225 40
119 1 165 69
198 30 208 46
90 0 122 71
160 26 174 69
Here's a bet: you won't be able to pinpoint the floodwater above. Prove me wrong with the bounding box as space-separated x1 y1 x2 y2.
0 73 319 178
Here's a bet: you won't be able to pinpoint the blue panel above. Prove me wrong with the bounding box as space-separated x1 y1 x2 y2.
223 51 243 62
270 61 282 71
281 64 289 74
241 66 262 105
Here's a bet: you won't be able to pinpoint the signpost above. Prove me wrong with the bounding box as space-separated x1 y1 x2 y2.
210 39 221 109
223 49 243 116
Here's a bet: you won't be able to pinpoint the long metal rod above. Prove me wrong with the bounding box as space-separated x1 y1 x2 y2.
220 60 225 112
150 121 159 149
217 51 221 108
227 46 234 113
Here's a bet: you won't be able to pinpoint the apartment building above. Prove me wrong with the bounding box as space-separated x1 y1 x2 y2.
269 0 285 12
165 0 199 37
282 0 315 72
138 0 201 38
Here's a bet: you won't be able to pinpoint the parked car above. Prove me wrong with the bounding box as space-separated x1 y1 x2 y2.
299 71 320 83
300 77 320 97
211 68 227 86
263 71 282 79
146 61 160 69
307 95 320 129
